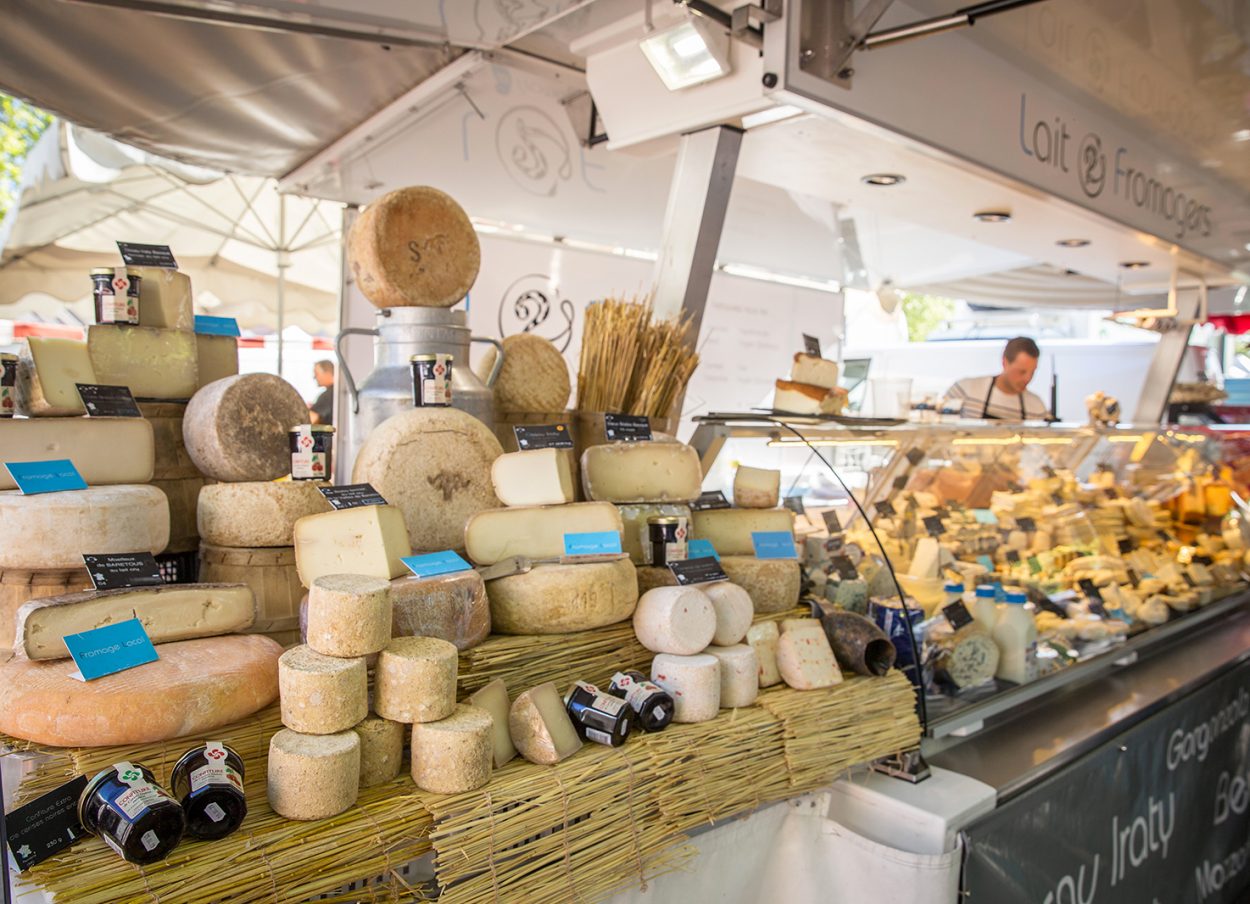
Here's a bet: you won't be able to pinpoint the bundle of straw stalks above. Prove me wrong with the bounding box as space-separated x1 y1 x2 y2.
576 296 699 417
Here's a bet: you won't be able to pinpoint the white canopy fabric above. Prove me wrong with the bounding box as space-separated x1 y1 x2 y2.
911 264 1130 311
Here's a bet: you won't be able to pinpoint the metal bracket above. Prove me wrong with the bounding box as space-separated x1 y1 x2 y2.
800 0 897 88
731 0 782 48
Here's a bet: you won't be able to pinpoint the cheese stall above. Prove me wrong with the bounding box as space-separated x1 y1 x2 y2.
2 2 1250 903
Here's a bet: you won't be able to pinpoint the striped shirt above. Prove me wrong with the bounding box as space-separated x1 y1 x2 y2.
946 376 1049 421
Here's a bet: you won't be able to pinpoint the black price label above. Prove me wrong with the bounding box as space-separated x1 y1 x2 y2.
319 483 388 510
1104 487 1119 500
1157 529 1173 542
830 555 859 581
1096 462 1114 473
822 509 843 534
1005 549 1021 564
1016 516 1037 533
75 383 141 418
1043 465 1057 478
942 600 975 630
603 413 652 442
5 775 88 871
892 476 909 491
82 553 164 590
1194 555 1214 566
1078 578 1103 602
1127 567 1141 587
923 515 945 536
691 490 731 511
668 556 729 586
875 500 896 517
783 495 806 516
1052 493 1065 505
1088 598 1110 617
802 334 822 357
822 534 845 555
905 447 925 466
116 241 178 269
513 424 574 450
1117 537 1135 555
1182 571 1197 587
1204 516 1224 534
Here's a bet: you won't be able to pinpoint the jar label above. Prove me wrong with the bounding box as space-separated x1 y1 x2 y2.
140 829 160 852
114 784 164 820
291 451 328 479
191 762 243 794
0 385 12 416
624 683 661 711
585 727 614 746
204 802 226 823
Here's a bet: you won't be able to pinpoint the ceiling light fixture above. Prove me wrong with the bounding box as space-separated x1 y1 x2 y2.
861 173 905 186
1056 238 1090 247
1234 129 1250 143
639 12 732 91
973 210 1012 223
1119 261 1151 269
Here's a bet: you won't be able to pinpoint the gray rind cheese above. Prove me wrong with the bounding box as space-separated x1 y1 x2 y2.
0 486 170 570
474 333 570 413
391 570 491 650
268 729 360 821
485 558 639 634
198 481 333 548
410 704 494 793
183 373 309 482
14 583 255 661
720 556 802 614
278 645 368 735
352 406 503 554
354 716 405 788
0 418 154 491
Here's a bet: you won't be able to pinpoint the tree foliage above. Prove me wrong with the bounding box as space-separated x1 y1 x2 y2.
1 94 53 221
901 292 957 342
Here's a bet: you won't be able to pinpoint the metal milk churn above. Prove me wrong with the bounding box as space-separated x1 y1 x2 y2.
334 307 503 479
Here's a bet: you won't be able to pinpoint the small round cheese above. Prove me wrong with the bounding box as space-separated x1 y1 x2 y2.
354 716 405 788
633 586 716 655
306 574 392 658
475 333 570 413
278 645 368 734
411 704 494 793
703 582 753 646
486 558 638 634
267 728 360 820
374 637 458 724
183 373 308 482
707 644 759 708
197 481 332 547
650 653 720 723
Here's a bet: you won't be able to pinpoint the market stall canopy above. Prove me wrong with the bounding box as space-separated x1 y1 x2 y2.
911 265 1128 311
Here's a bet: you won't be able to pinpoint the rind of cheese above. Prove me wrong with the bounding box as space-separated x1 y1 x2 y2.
14 583 255 661
475 333 571 413
267 729 360 821
733 465 781 509
633 586 717 655
0 418 154 490
306 574 392 658
0 635 281 747
719 556 802 613
464 501 622 566
352 406 502 554
790 354 839 390
183 373 309 481
636 565 678 595
773 380 828 414
703 582 754 646
135 268 193 330
581 442 703 504
278 645 368 734
469 678 517 768
509 682 583 765
88 324 198 399
411 704 494 793
617 503 692 565
293 505 412 587
491 448 576 507
650 653 721 723
199 481 333 548
391 570 491 650
195 334 240 389
691 509 796 557
485 558 638 634
0 486 170 570
354 716 405 788
15 338 96 415
745 621 782 687
707 644 759 708
776 622 842 690
374 636 458 724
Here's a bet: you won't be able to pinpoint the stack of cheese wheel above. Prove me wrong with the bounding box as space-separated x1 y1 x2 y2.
469 447 639 634
635 585 721 723
188 373 319 645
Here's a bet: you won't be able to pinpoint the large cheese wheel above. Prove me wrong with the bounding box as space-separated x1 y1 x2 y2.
198 481 332 547
633 586 717 655
0 635 281 746
485 558 638 634
183 374 309 482
474 333 570 413
0 417 154 490
720 556 802 613
352 407 503 554
348 186 480 308
0 486 170 570
391 570 491 650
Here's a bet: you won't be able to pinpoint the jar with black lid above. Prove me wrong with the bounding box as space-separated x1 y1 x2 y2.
607 670 675 732
170 740 248 840
78 761 185 864
90 267 141 325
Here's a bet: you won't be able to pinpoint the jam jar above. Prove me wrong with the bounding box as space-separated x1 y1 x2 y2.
170 740 247 840
78 761 185 864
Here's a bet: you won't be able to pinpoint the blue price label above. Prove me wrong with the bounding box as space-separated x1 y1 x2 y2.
401 550 472 579
193 315 242 337
62 618 158 681
563 531 623 556
687 538 719 560
752 531 798 560
5 459 87 495
972 509 999 525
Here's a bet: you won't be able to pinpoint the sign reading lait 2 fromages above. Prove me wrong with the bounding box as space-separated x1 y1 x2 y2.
965 662 1250 904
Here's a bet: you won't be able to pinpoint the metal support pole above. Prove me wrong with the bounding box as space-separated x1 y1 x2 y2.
651 125 742 347
276 195 287 379
1132 288 1204 424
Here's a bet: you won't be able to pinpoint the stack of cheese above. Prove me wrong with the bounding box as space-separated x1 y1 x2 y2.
187 373 318 646
0 583 281 746
774 353 848 416
468 446 638 633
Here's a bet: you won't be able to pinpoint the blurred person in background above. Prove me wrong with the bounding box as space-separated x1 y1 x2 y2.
945 336 1050 421
309 360 335 425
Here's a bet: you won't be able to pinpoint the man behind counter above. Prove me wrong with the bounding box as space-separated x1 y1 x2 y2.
309 360 335 425
945 336 1050 421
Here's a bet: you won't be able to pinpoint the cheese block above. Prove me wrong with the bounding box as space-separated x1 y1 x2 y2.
88 325 198 399
509 682 583 764
650 653 720 723
491 448 576 507
13 583 255 661
293 505 412 587
581 442 702 504
777 622 842 690
469 678 517 768
636 565 678 595
348 185 480 308
733 466 781 509
773 380 828 414
411 704 494 793
720 556 802 613
0 634 281 746
934 627 999 689
0 418 154 490
183 373 308 481
633 586 717 655
391 569 490 650
135 268 193 330
354 715 404 788
152 475 204 554
464 501 622 566
0 486 170 570
908 537 942 579
352 406 502 553
474 333 571 413
703 582 754 646
15 337 95 416
790 353 839 390
195 334 240 389
306 574 392 658
485 558 638 634
199 481 333 548
139 402 198 480
267 729 360 820
278 645 368 734
374 636 458 724
745 621 782 687
691 509 795 557
0 568 93 652
707 644 759 708
618 503 692 565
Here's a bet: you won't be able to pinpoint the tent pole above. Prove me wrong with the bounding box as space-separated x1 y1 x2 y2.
277 194 287 378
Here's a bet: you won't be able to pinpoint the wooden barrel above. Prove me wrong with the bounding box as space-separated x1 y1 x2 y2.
198 544 302 638
1 567 93 651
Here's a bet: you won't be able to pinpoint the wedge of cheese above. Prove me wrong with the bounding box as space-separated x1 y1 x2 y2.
15 337 96 416
293 505 412 586
88 325 198 399
733 466 781 509
790 353 839 390
464 501 622 566
491 448 576 507
581 442 703 503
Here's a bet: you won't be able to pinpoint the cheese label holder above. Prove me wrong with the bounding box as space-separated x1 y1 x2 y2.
1015 516 1037 532
802 334 822 356
972 509 998 525
603 414 652 442
874 500 896 517
686 538 719 560
668 556 729 586
318 483 388 510
783 495 806 516
830 555 859 580
5 459 88 495
513 424 574 450
82 553 164 591
116 241 178 269
401 551 473 579
1005 549 1021 564
63 618 158 681
5 775 88 871
193 315 242 337
942 600 975 630
75 384 142 418
752 531 798 560
923 515 944 536
563 531 623 557
690 491 731 511
822 509 843 533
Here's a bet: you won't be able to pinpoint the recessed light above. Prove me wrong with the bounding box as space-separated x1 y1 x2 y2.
861 173 905 186
1234 129 1250 143
1056 239 1090 248
1119 261 1151 269
973 210 1011 223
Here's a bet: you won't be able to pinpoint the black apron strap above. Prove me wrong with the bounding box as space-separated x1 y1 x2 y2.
981 379 997 419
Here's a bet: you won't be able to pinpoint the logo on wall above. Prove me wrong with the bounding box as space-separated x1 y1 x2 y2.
498 274 575 352
1078 133 1106 198
496 106 573 197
